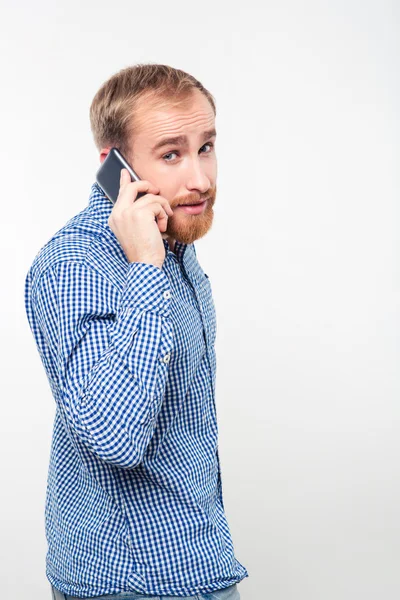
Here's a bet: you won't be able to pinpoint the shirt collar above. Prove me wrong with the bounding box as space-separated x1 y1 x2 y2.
87 182 195 268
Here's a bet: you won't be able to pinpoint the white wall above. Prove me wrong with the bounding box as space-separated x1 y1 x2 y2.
2 0 399 598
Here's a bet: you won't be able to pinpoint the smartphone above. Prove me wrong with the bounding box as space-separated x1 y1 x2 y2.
96 147 145 204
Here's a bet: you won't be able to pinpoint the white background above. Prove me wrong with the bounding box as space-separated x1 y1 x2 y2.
1 0 399 598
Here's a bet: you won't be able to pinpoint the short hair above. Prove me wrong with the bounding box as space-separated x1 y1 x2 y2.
89 63 216 158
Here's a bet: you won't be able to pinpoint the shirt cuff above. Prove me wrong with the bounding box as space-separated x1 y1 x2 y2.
119 261 171 317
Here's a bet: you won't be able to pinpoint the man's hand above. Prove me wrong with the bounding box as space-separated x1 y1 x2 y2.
108 169 174 269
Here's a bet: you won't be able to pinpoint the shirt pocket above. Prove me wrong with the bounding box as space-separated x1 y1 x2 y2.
169 294 205 360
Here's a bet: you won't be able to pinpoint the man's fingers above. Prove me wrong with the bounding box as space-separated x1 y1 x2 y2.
133 193 174 217
152 204 169 232
113 172 173 227
116 170 160 207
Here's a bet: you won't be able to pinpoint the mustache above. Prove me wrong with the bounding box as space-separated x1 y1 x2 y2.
172 186 216 207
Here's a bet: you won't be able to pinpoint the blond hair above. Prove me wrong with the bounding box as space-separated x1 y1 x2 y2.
89 63 216 158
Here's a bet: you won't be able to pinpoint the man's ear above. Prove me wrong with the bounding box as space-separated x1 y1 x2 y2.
99 148 112 164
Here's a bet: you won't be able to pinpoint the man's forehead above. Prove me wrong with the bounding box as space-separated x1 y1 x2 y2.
132 91 215 145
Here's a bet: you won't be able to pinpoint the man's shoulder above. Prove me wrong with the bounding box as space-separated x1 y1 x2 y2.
26 208 125 295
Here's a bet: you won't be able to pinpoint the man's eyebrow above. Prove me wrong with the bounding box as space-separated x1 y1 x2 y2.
151 129 217 153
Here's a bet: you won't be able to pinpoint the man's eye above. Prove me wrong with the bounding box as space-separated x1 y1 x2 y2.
163 142 215 163
163 151 178 162
200 142 214 153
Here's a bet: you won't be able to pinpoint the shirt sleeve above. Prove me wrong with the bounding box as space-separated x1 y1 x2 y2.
26 260 173 469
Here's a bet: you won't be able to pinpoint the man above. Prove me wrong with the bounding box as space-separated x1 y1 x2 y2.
25 64 248 600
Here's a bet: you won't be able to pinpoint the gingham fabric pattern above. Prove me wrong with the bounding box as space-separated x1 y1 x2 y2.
24 183 248 598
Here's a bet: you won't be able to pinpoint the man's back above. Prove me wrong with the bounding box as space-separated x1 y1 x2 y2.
25 182 248 598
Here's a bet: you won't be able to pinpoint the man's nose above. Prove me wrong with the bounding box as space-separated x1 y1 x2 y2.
186 160 210 194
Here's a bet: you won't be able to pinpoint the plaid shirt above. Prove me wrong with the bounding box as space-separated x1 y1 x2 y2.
24 182 248 598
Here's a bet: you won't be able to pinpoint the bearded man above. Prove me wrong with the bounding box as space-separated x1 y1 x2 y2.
25 63 248 600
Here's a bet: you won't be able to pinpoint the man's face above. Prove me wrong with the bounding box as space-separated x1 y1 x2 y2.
125 89 217 246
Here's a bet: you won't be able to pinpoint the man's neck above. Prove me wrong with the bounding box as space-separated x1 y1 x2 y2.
162 234 176 253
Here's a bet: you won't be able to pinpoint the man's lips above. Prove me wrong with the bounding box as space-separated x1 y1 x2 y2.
177 198 209 207
176 199 208 215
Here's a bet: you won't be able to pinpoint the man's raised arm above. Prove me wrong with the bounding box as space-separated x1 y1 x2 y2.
25 259 173 469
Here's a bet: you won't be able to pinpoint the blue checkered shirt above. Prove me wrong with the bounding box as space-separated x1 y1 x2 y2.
24 183 248 598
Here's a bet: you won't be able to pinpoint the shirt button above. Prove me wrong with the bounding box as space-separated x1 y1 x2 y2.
162 353 171 364
163 290 171 300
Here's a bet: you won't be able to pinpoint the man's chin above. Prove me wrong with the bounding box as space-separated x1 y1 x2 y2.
167 208 214 246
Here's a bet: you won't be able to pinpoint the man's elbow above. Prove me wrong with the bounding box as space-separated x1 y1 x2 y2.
85 432 145 470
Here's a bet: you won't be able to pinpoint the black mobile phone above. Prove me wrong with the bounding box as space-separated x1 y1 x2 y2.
95 147 145 204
